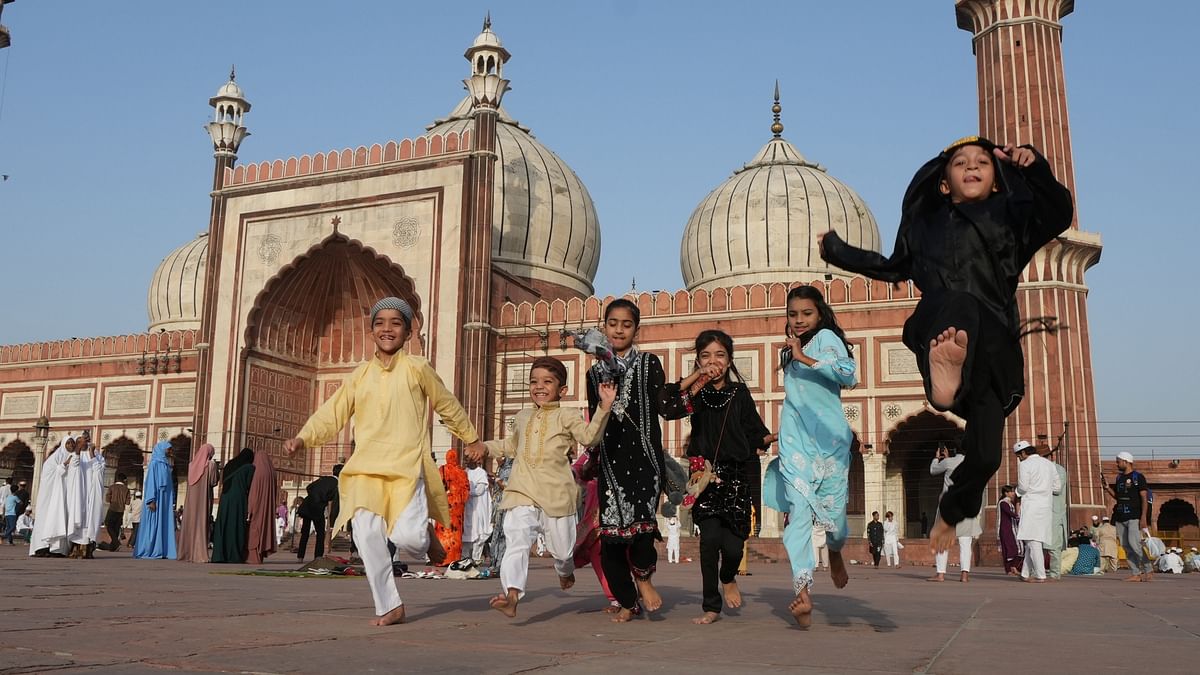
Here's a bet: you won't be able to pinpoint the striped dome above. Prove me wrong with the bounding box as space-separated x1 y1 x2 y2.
680 136 881 291
147 233 207 332
427 98 600 296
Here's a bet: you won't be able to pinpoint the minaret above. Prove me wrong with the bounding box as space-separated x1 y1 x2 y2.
956 1 1104 522
193 69 251 450
456 16 509 439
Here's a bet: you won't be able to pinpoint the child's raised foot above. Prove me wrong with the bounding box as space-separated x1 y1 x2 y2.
929 517 956 554
635 577 662 612
723 580 743 608
558 573 576 590
372 605 406 626
929 328 968 409
829 551 849 589
788 588 812 628
426 524 447 565
692 611 722 625
489 590 519 618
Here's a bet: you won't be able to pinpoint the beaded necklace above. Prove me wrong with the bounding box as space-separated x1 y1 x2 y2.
698 383 736 409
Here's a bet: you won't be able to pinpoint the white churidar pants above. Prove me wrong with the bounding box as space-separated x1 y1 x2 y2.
500 505 577 599
666 537 680 563
351 478 431 616
1021 540 1046 580
935 536 974 573
883 538 901 566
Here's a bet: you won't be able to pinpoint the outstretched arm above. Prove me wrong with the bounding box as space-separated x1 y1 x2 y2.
994 144 1073 255
819 228 912 284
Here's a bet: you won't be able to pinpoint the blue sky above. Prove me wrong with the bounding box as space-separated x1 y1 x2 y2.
0 2 1196 456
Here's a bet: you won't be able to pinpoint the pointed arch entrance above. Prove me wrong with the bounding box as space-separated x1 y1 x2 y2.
240 233 424 480
102 437 145 489
885 410 964 538
0 440 35 484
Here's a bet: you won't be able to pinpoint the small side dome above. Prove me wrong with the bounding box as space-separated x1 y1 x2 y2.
147 233 208 332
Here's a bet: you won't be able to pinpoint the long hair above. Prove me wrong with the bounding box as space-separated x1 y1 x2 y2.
693 329 744 384
785 285 853 355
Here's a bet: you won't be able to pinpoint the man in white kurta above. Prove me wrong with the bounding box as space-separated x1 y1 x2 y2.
929 445 982 582
1014 440 1060 582
463 463 493 564
29 436 73 557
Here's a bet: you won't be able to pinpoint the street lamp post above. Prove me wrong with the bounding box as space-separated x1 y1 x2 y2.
30 415 50 501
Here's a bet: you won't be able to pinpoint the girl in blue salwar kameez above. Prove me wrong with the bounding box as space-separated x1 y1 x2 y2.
764 286 857 627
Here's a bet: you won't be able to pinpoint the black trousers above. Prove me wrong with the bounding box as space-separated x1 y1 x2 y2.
870 544 882 567
698 517 744 614
297 514 325 559
600 531 658 610
102 510 123 550
904 291 1015 527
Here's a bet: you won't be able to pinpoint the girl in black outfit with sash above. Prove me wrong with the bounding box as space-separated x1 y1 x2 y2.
662 329 774 625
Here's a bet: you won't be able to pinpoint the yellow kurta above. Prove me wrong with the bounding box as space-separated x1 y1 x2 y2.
297 351 479 535
484 402 609 518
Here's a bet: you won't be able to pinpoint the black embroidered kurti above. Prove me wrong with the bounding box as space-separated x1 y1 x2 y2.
586 351 666 539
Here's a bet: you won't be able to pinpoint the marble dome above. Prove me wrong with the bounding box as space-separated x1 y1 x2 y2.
147 233 207 332
680 114 881 291
426 98 600 297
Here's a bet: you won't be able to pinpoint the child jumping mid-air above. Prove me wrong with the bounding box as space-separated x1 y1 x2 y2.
820 137 1072 554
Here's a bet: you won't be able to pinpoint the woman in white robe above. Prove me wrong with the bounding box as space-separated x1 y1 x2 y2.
29 436 73 557
463 464 493 563
79 445 107 556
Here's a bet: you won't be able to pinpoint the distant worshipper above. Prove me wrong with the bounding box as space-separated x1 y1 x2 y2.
474 355 615 619
436 449 470 565
1096 516 1119 573
462 452 493 565
929 442 982 583
1067 536 1100 576
1158 547 1184 574
1185 547 1200 573
98 471 131 552
882 511 902 568
16 506 34 543
1014 440 1059 583
177 443 220 564
296 465 340 562
284 296 487 627
29 435 73 557
246 449 278 565
3 483 19 545
1100 451 1154 582
1044 444 1069 581
820 138 1073 557
66 433 106 559
997 485 1023 575
133 441 177 559
211 448 255 563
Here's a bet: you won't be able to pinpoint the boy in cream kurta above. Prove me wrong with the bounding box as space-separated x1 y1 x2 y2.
286 297 486 627
471 356 615 618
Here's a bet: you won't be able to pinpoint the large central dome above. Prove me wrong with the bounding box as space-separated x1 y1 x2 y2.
681 95 881 291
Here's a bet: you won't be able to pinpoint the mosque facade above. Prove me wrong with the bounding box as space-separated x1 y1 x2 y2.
1 2 1144 545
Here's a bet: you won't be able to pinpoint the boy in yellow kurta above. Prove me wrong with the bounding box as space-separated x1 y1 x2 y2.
469 356 615 618
285 297 485 627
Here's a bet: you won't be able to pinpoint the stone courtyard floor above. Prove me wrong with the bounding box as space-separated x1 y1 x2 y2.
2 543 1198 674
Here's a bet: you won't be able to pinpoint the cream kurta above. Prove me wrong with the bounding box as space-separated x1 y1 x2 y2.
298 352 479 535
485 403 609 518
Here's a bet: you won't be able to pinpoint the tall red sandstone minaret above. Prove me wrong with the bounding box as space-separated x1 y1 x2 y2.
956 0 1104 519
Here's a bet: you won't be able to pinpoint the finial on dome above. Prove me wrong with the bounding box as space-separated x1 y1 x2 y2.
771 80 784 138
483 11 491 31
229 64 236 82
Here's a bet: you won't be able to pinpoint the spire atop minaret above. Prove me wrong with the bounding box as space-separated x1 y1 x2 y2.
464 16 511 110
771 80 784 138
206 69 251 158
483 11 491 31
229 64 236 82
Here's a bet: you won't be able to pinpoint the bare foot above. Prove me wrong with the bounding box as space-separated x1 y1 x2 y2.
929 328 968 409
960 571 969 583
372 605 406 626
603 602 622 614
723 581 743 609
692 611 722 625
558 573 576 590
1142 572 1154 582
829 551 849 589
635 577 662 612
930 517 955 554
611 607 637 623
426 524 446 565
489 590 519 618
927 573 945 582
1023 577 1046 583
1122 575 1144 583
788 588 812 628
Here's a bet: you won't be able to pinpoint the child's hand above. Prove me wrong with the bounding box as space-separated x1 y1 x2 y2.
817 230 831 258
993 144 1036 168
597 382 617 409
464 441 487 465
763 433 778 446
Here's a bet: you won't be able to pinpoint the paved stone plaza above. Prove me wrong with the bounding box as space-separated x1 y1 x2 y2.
2 543 1197 674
